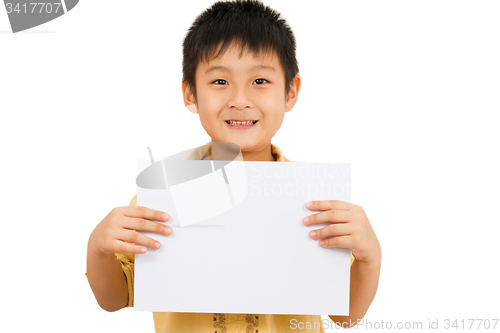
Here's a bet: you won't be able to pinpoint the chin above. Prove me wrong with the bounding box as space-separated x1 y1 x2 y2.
213 138 251 151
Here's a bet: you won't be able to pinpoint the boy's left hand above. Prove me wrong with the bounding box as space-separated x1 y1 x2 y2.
302 200 381 265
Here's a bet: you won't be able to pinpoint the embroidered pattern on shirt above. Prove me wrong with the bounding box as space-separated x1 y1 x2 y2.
213 313 227 333
213 314 259 333
245 314 259 333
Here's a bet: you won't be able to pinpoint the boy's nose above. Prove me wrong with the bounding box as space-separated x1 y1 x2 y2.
227 86 254 110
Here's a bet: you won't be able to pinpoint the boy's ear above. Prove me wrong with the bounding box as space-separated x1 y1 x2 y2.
182 80 198 114
285 74 301 113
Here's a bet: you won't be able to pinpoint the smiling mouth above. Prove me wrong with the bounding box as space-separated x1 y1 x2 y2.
225 120 258 125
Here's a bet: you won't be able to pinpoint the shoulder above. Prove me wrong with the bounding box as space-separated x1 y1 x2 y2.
186 142 211 160
129 194 137 206
271 143 294 162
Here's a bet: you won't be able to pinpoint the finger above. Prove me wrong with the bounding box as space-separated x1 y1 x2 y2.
319 235 351 248
123 205 170 222
305 200 352 211
112 239 148 254
303 209 352 226
124 217 172 236
116 229 162 250
308 223 352 240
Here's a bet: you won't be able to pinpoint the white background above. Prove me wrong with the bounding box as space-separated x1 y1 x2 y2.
1 0 499 332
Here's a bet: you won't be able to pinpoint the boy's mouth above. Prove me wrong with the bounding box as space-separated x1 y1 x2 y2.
225 120 258 126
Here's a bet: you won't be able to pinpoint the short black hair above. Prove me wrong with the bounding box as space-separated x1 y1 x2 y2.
182 0 299 102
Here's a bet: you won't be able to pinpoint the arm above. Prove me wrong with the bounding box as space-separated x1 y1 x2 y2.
86 194 171 312
86 196 137 312
302 200 381 328
328 256 381 327
86 246 130 312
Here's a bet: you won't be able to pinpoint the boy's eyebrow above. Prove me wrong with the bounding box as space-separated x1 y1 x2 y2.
204 65 277 75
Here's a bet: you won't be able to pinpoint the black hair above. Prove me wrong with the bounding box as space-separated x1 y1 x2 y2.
182 0 299 102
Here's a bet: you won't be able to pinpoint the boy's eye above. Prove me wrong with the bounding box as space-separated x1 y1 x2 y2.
253 78 269 85
213 79 228 85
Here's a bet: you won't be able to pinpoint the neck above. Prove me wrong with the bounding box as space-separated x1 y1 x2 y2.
241 146 276 162
210 141 276 162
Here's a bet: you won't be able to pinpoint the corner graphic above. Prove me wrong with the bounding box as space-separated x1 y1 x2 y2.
3 1 79 33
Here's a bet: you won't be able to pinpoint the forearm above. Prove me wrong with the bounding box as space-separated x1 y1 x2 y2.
328 257 381 327
86 242 129 312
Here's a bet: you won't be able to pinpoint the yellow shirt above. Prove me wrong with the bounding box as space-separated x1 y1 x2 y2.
113 142 356 333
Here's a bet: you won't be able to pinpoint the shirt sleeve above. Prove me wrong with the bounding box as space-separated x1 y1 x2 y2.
114 194 138 308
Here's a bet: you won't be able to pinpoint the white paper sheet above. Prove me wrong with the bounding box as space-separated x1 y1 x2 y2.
135 159 351 315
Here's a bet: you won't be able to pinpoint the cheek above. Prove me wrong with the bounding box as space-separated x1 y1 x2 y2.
256 92 286 118
197 95 224 124
203 96 223 111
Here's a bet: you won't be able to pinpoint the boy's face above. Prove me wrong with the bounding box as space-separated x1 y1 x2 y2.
182 44 301 161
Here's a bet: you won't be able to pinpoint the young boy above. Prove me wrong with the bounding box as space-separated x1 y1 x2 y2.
86 0 381 332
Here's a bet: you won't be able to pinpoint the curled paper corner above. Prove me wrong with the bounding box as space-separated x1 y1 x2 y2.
136 142 249 227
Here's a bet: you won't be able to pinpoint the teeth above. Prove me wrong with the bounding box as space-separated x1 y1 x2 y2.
227 120 256 125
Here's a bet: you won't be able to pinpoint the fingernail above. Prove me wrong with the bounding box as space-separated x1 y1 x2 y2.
302 217 309 224
164 227 171 235
154 242 161 249
309 231 316 238
163 213 169 220
306 202 312 208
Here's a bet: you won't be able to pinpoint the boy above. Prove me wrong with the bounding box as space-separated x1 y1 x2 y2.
86 0 381 332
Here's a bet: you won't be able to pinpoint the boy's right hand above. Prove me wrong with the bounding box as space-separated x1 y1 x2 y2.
88 206 172 256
